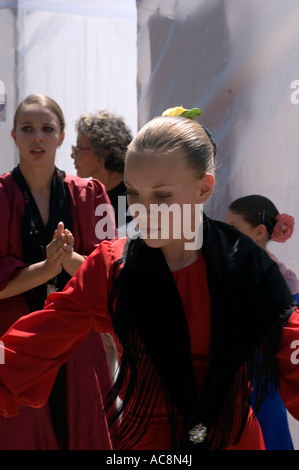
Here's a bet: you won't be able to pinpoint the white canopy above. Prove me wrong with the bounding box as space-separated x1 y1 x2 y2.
0 0 137 175
0 1 135 18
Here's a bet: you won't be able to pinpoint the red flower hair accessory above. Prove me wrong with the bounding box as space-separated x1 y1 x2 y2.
271 214 295 243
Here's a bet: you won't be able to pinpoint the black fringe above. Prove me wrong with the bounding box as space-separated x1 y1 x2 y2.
104 217 296 450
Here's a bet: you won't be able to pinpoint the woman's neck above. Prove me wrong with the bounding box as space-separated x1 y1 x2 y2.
257 238 268 251
162 243 201 272
19 162 54 192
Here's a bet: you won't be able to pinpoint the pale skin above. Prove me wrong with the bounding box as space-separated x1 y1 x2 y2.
124 149 214 272
0 103 85 301
225 210 268 250
71 133 123 190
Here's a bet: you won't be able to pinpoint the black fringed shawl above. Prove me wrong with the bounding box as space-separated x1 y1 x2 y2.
107 214 296 450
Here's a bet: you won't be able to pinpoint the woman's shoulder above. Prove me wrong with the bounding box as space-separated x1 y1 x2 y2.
70 238 127 294
0 171 14 186
0 171 21 201
204 215 268 258
204 215 279 281
88 237 127 266
64 173 106 194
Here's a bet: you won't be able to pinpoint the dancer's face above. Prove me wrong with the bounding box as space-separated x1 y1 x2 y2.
124 148 214 250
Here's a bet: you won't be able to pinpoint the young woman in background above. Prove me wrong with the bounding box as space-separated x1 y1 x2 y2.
0 94 115 450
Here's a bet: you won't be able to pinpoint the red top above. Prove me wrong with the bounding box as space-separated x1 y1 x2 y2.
0 237 299 450
0 171 114 450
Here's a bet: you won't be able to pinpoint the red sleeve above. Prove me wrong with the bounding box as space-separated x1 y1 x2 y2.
66 175 117 255
0 175 27 291
0 238 125 417
276 307 299 420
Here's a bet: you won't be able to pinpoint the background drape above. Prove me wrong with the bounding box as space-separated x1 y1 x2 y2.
137 0 299 278
0 0 137 175
136 0 299 447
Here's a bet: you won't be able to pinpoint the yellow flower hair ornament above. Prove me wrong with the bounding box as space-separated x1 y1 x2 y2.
162 106 202 120
162 105 216 156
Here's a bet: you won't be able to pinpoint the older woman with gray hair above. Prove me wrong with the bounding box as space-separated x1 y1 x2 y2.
71 110 133 230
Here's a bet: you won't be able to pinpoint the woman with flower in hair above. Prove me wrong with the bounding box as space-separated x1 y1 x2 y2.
226 194 299 450
0 108 299 451
226 195 299 302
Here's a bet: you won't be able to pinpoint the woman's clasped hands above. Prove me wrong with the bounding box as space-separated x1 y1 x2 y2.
45 221 76 277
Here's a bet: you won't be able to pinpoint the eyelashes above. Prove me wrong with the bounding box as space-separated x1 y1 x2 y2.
126 190 172 201
20 126 55 133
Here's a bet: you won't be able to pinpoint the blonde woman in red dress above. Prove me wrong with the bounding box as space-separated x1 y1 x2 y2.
0 107 299 451
0 94 115 450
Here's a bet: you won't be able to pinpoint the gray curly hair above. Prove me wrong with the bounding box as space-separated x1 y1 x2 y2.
76 110 132 173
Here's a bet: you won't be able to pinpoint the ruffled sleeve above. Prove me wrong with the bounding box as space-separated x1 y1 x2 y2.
0 238 126 417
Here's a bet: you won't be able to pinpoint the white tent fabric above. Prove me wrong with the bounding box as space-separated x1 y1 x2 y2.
137 0 299 447
137 0 299 275
0 0 137 175
1 0 135 18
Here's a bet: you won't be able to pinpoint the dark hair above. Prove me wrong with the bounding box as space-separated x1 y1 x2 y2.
201 125 217 157
228 195 279 240
127 115 215 178
76 110 132 173
13 94 65 132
